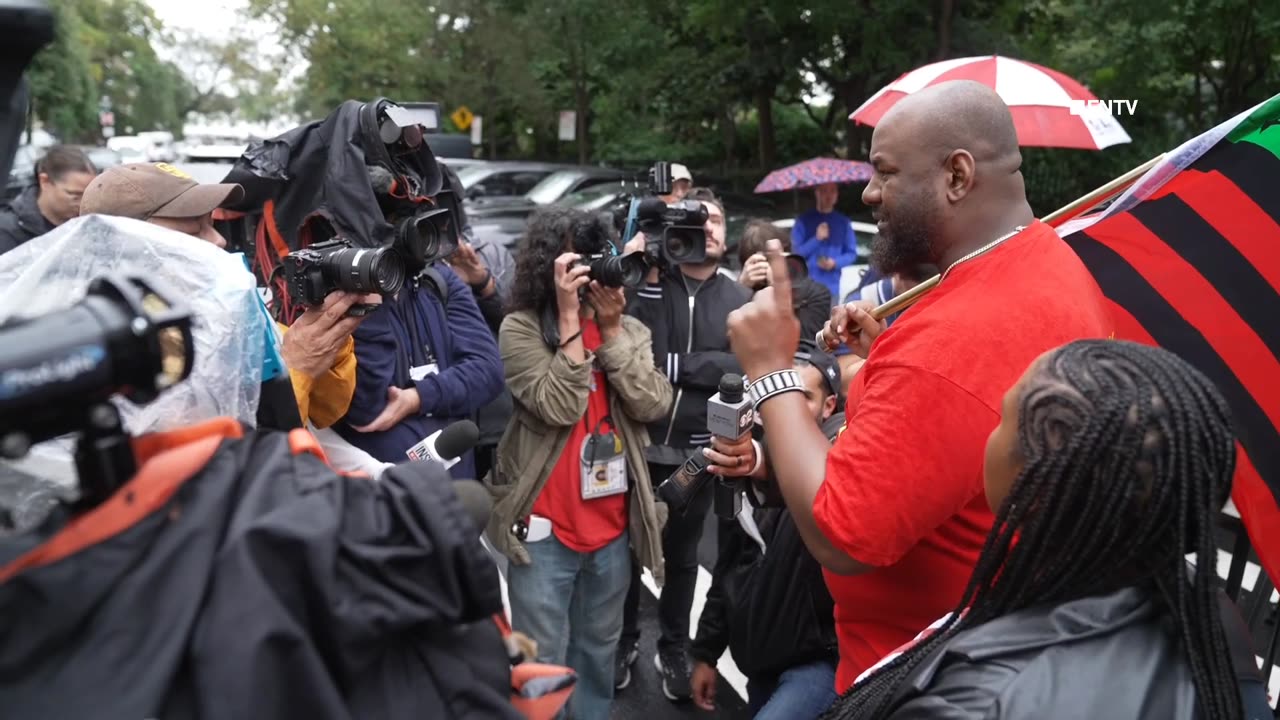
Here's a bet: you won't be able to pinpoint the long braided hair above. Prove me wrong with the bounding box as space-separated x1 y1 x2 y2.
822 340 1241 720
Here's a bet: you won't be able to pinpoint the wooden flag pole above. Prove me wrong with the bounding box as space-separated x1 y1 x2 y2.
864 153 1166 322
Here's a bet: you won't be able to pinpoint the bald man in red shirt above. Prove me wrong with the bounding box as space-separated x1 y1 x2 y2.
719 80 1113 693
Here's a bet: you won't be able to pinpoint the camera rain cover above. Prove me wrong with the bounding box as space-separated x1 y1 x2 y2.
222 98 444 253
0 215 268 528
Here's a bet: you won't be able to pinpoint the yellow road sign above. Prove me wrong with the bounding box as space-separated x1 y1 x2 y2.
451 106 474 131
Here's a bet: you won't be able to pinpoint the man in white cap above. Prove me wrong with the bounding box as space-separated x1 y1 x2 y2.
662 163 694 203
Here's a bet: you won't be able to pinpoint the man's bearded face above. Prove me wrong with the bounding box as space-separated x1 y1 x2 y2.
870 181 940 274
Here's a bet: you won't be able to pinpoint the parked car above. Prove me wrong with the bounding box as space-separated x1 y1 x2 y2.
82 146 122 171
456 162 563 200
107 136 152 165
467 167 638 222
425 133 475 160
523 167 634 206
439 157 488 171
5 145 39 199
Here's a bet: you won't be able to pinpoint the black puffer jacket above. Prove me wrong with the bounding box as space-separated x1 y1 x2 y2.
0 184 54 255
0 419 516 720
871 585 1267 720
690 414 844 680
625 265 752 465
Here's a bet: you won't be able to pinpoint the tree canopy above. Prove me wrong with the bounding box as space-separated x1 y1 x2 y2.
24 0 1280 213
245 0 1279 212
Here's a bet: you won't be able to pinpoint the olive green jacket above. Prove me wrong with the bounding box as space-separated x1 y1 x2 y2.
483 310 672 584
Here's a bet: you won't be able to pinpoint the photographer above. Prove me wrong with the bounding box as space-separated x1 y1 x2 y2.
618 186 752 700
441 163 516 327
689 343 842 720
334 250 503 479
441 163 516 481
79 162 368 429
486 206 671 720
737 219 831 342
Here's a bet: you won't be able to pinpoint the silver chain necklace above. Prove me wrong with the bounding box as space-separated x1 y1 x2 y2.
940 225 1025 281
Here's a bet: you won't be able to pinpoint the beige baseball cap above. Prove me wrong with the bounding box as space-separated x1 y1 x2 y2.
80 163 245 220
671 163 693 183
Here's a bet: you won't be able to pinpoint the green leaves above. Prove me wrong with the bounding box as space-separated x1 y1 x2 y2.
26 0 195 141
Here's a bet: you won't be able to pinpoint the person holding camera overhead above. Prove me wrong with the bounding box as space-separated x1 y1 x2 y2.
737 219 832 342
617 185 753 701
485 206 672 720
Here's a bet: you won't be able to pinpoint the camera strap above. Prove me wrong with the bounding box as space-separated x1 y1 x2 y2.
622 197 642 244
418 266 450 310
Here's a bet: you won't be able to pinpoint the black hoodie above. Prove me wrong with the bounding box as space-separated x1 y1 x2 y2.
0 420 517 720
625 264 752 465
690 413 844 680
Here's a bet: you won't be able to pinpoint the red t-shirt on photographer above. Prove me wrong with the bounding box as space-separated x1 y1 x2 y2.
531 319 628 552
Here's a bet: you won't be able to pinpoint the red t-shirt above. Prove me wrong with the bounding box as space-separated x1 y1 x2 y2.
531 320 628 553
813 221 1114 692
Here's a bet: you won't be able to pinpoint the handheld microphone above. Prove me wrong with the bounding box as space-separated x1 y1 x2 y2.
657 374 753 512
406 419 480 469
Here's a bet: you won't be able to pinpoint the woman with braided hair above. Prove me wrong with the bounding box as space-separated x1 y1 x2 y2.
821 339 1269 720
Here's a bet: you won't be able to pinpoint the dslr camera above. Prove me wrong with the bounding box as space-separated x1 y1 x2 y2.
575 253 649 289
283 206 457 312
569 208 649 290
283 236 406 312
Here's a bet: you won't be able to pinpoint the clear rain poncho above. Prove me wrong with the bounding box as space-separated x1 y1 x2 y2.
0 214 269 531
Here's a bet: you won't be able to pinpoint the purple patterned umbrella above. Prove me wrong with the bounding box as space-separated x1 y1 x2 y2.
753 157 874 193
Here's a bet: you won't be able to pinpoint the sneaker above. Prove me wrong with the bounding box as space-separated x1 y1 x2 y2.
614 642 639 690
654 647 692 701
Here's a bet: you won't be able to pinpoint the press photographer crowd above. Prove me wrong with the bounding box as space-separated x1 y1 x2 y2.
3 1 1280 719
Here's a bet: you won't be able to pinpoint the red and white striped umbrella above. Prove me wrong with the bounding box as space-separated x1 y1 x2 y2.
850 55 1132 150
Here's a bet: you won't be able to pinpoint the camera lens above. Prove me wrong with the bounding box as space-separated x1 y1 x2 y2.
663 228 701 264
589 253 648 288
393 209 457 273
326 246 406 295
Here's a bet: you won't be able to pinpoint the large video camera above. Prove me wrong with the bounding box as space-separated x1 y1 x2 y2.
612 162 709 271
283 203 459 311
0 276 194 508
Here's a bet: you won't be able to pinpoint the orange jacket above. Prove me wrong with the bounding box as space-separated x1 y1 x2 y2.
277 323 357 428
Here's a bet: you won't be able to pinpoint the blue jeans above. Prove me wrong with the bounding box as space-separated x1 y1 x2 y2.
508 531 631 720
747 659 838 720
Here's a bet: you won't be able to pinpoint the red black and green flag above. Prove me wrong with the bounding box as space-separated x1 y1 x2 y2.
1056 93 1280 587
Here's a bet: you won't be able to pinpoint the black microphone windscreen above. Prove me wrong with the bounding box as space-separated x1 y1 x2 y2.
435 420 480 461
367 165 396 196
636 196 668 219
451 479 492 531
